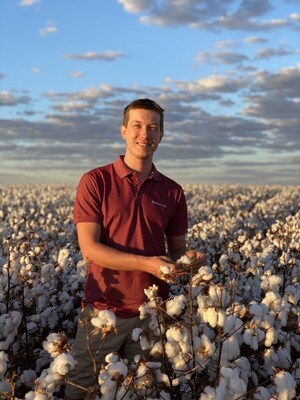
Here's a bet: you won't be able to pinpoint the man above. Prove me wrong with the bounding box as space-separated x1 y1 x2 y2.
64 98 206 399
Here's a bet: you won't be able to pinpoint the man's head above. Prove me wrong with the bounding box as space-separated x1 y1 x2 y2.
122 98 164 132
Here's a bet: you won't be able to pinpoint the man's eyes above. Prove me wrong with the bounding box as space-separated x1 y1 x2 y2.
132 124 158 131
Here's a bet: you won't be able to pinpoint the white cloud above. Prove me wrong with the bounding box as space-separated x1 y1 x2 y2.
289 13 300 21
244 36 268 44
69 71 84 78
32 67 40 74
118 0 153 13
39 22 58 37
19 0 38 6
64 50 124 61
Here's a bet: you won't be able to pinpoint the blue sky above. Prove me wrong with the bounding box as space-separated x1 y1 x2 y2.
1 0 300 186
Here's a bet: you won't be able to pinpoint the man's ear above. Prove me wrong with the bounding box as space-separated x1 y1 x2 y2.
120 125 126 139
159 130 164 142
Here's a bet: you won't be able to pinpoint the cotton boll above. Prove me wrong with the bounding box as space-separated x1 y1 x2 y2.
150 341 164 359
249 302 264 317
0 379 12 394
277 347 292 369
192 266 213 285
106 361 128 379
264 348 279 375
252 386 272 400
58 248 70 268
265 327 277 347
219 254 229 271
132 328 143 342
140 335 154 351
202 307 218 328
165 342 179 359
166 294 186 317
262 291 282 313
220 335 240 365
177 255 192 264
0 351 8 376
166 325 188 343
223 315 243 336
20 369 37 387
208 285 230 308
144 285 159 301
199 385 217 400
51 353 76 375
91 309 116 336
274 370 296 400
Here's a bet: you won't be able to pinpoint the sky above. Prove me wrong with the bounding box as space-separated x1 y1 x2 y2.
1 0 300 186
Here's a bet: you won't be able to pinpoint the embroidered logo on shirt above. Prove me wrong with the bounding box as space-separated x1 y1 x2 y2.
152 200 167 208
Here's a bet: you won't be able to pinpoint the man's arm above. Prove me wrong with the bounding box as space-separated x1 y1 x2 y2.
76 222 177 279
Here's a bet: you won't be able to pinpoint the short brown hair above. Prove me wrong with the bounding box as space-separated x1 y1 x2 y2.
122 98 164 131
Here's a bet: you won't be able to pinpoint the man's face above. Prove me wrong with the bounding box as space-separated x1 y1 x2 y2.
120 108 164 161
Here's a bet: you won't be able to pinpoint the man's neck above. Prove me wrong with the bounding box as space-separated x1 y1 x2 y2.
123 155 153 182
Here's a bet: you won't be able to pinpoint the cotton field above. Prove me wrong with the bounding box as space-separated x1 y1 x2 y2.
0 183 299 400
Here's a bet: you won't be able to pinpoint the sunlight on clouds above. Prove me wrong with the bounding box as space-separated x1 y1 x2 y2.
290 13 300 21
118 0 152 13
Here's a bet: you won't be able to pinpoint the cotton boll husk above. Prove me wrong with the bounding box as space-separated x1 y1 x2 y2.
274 370 296 400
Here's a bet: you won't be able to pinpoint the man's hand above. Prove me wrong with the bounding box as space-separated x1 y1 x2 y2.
176 250 207 274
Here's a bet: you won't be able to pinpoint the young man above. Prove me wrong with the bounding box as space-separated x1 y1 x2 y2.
64 98 206 399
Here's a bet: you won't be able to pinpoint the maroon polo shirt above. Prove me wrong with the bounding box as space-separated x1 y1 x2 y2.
74 155 188 317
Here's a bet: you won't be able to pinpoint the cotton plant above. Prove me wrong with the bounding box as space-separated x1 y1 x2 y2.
24 332 76 399
0 184 300 398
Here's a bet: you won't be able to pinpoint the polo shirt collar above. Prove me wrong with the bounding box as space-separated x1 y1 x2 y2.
114 155 162 181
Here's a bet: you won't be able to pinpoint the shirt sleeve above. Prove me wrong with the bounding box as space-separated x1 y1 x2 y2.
165 186 188 237
73 172 103 225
